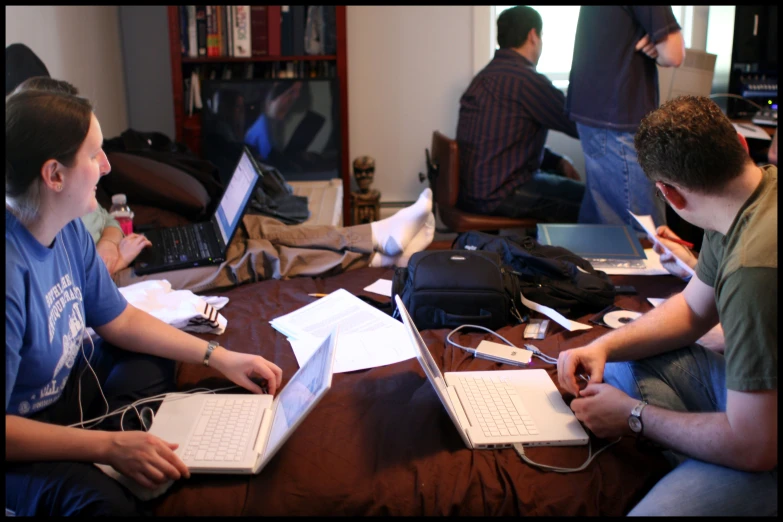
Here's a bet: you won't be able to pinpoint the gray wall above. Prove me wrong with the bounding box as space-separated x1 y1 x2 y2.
118 6 176 137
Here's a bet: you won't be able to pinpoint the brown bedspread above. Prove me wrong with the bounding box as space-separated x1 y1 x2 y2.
150 267 685 516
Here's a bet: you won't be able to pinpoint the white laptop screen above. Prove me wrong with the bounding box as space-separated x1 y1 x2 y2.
214 149 259 245
262 329 337 462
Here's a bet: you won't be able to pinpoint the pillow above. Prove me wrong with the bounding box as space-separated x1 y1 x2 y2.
101 152 211 221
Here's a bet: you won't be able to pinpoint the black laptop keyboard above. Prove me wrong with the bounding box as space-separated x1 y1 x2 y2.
161 225 213 264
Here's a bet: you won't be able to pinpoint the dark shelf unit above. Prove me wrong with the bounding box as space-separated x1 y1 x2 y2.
166 6 352 225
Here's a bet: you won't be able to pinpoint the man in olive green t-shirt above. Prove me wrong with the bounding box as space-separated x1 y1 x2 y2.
557 96 777 516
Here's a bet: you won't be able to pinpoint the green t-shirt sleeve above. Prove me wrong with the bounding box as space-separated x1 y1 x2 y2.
719 267 778 392
696 231 719 287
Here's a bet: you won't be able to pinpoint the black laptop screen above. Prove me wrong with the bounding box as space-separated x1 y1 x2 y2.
214 150 259 246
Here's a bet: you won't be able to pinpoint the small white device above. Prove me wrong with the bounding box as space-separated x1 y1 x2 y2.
475 340 533 366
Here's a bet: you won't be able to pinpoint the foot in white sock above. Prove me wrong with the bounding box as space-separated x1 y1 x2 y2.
370 212 435 268
370 188 432 256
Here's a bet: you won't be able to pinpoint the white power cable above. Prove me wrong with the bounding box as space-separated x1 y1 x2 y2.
513 437 622 473
445 324 559 364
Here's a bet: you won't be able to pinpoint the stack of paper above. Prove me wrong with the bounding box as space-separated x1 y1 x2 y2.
271 288 415 373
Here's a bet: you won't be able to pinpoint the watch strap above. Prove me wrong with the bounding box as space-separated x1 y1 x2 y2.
203 340 219 367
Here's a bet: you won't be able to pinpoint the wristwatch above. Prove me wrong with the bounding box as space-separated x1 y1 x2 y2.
628 400 648 436
203 340 219 367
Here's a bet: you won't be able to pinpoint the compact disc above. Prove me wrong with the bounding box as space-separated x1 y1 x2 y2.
603 310 642 329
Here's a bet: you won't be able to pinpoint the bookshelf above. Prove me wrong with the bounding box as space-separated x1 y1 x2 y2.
166 6 352 225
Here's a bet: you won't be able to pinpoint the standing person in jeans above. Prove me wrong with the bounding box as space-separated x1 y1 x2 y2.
557 96 777 516
456 5 584 223
566 6 684 229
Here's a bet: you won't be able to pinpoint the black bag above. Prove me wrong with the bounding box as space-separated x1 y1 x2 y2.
452 231 616 317
390 250 524 331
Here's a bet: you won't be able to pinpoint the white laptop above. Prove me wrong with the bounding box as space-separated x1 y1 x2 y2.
395 295 588 449
147 327 338 474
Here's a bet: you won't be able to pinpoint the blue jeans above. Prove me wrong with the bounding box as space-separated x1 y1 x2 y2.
493 171 585 223
603 345 778 516
576 123 666 231
6 341 176 516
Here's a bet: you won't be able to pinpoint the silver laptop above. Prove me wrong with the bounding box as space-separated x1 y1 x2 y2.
147 327 338 474
395 296 588 449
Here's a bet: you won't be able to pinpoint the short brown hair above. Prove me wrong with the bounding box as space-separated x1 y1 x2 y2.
635 95 749 194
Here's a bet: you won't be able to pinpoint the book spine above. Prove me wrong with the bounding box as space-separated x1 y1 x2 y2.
187 6 198 58
227 5 233 57
267 5 282 56
233 5 252 57
206 5 214 57
292 5 305 57
250 5 269 56
179 6 188 56
196 6 207 57
280 5 293 56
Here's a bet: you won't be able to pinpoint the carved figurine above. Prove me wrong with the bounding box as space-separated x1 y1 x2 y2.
351 156 381 224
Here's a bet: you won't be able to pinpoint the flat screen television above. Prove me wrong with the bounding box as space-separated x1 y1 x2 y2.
201 78 341 185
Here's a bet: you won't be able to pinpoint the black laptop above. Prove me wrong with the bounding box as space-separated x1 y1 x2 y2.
133 147 262 275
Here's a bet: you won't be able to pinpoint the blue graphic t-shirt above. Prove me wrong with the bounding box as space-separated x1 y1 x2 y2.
5 209 128 417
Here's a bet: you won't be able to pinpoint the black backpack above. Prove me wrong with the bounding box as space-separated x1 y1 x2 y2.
452 231 616 317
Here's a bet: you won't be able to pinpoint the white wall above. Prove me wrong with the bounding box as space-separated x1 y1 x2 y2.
347 6 476 203
5 6 128 138
347 6 585 205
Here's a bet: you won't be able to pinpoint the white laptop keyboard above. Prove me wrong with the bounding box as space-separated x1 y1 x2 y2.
458 376 539 437
181 398 257 463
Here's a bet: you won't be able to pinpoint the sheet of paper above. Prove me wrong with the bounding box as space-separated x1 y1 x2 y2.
270 288 415 371
288 327 414 374
732 122 772 141
363 278 393 297
647 297 666 308
519 293 592 332
600 248 670 276
627 212 696 277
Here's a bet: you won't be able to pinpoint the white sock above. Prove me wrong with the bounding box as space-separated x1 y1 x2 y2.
369 212 435 268
370 188 432 256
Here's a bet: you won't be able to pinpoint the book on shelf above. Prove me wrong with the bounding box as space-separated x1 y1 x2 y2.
195 6 207 57
217 5 226 57
268 6 282 56
226 4 233 57
186 6 198 57
178 6 188 56
250 5 269 56
280 5 293 56
232 5 252 57
206 5 215 57
292 6 306 56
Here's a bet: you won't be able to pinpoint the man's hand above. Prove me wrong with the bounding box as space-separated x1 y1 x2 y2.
569 383 637 439
651 225 698 280
558 157 582 181
557 344 608 397
635 33 659 60
103 431 190 490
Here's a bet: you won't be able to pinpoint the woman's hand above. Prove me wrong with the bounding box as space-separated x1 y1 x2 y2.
652 225 698 280
114 233 152 273
103 431 190 490
209 347 284 395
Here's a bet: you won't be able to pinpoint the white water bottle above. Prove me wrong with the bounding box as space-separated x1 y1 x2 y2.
109 194 134 235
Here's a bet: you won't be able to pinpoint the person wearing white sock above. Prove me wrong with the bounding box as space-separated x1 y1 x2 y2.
369 188 432 256
370 212 436 268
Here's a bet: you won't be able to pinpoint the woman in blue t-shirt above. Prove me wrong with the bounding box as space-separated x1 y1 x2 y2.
5 89 284 515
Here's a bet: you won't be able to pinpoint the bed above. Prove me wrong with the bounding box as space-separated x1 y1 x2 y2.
147 265 685 516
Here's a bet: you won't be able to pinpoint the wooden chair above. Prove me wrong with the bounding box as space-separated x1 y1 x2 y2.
421 131 536 233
